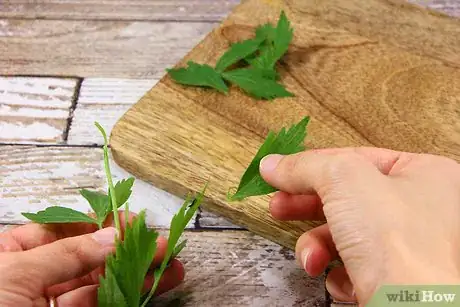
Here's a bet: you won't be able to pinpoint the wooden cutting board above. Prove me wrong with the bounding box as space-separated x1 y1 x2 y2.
111 0 460 250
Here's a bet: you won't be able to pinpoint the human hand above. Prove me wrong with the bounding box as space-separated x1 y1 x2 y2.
0 212 184 307
259 147 460 305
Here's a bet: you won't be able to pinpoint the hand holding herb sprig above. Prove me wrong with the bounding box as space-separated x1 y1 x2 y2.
22 123 206 307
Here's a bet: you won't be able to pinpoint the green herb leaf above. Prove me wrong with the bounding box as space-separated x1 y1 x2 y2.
222 68 293 100
141 185 207 307
108 177 135 210
167 61 229 94
171 240 187 260
255 23 276 43
228 117 310 201
251 11 293 70
215 38 263 73
80 189 109 228
98 265 128 307
98 210 158 307
22 206 98 225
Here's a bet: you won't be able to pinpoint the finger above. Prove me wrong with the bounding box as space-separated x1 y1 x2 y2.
152 236 168 267
0 211 137 253
20 227 117 289
270 191 324 221
46 236 169 297
310 147 404 175
56 284 98 307
326 266 357 303
295 224 337 277
259 147 402 196
143 259 185 295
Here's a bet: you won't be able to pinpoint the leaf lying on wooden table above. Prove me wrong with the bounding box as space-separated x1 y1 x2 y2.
228 116 310 201
22 122 206 307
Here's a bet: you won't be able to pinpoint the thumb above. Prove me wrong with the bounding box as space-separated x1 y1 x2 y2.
259 150 384 197
20 227 117 288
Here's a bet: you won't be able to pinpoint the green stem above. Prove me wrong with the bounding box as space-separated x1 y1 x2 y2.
95 122 121 234
141 266 166 307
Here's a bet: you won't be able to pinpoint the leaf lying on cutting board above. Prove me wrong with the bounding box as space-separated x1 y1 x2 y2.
250 11 293 70
228 117 310 201
22 206 99 225
167 10 294 100
222 68 293 100
167 61 229 94
215 38 264 73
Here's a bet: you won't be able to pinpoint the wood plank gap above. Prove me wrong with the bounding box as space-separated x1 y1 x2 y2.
63 78 83 142
0 142 102 148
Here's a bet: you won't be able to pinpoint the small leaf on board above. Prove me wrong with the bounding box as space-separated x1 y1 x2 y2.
228 117 310 201
251 11 293 70
22 206 98 225
222 68 293 100
167 61 229 94
215 38 264 73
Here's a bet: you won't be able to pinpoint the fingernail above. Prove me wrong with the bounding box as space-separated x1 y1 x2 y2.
260 154 284 174
301 248 312 274
326 276 355 301
92 227 118 246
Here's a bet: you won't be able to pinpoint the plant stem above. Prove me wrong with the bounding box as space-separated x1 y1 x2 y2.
141 267 165 307
95 122 121 233
105 150 121 233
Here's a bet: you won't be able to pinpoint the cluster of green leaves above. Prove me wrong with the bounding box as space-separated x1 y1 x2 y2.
167 11 294 100
22 122 206 307
228 116 310 201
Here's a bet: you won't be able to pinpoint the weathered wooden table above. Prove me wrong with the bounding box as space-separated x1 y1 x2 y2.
0 1 458 306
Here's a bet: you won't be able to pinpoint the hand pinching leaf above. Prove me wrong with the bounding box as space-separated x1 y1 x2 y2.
228 117 309 201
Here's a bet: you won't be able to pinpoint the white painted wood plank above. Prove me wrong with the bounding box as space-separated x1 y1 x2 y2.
77 78 158 105
0 145 189 228
68 78 157 145
0 77 78 144
408 0 460 16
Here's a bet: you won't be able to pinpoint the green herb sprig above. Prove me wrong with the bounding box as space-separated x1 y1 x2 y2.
167 11 294 101
228 117 310 201
22 123 206 307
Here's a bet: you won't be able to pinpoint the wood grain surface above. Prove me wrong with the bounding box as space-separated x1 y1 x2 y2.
0 20 215 78
0 0 240 22
110 0 460 250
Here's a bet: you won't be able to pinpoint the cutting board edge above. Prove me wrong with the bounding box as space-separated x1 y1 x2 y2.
110 131 326 250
